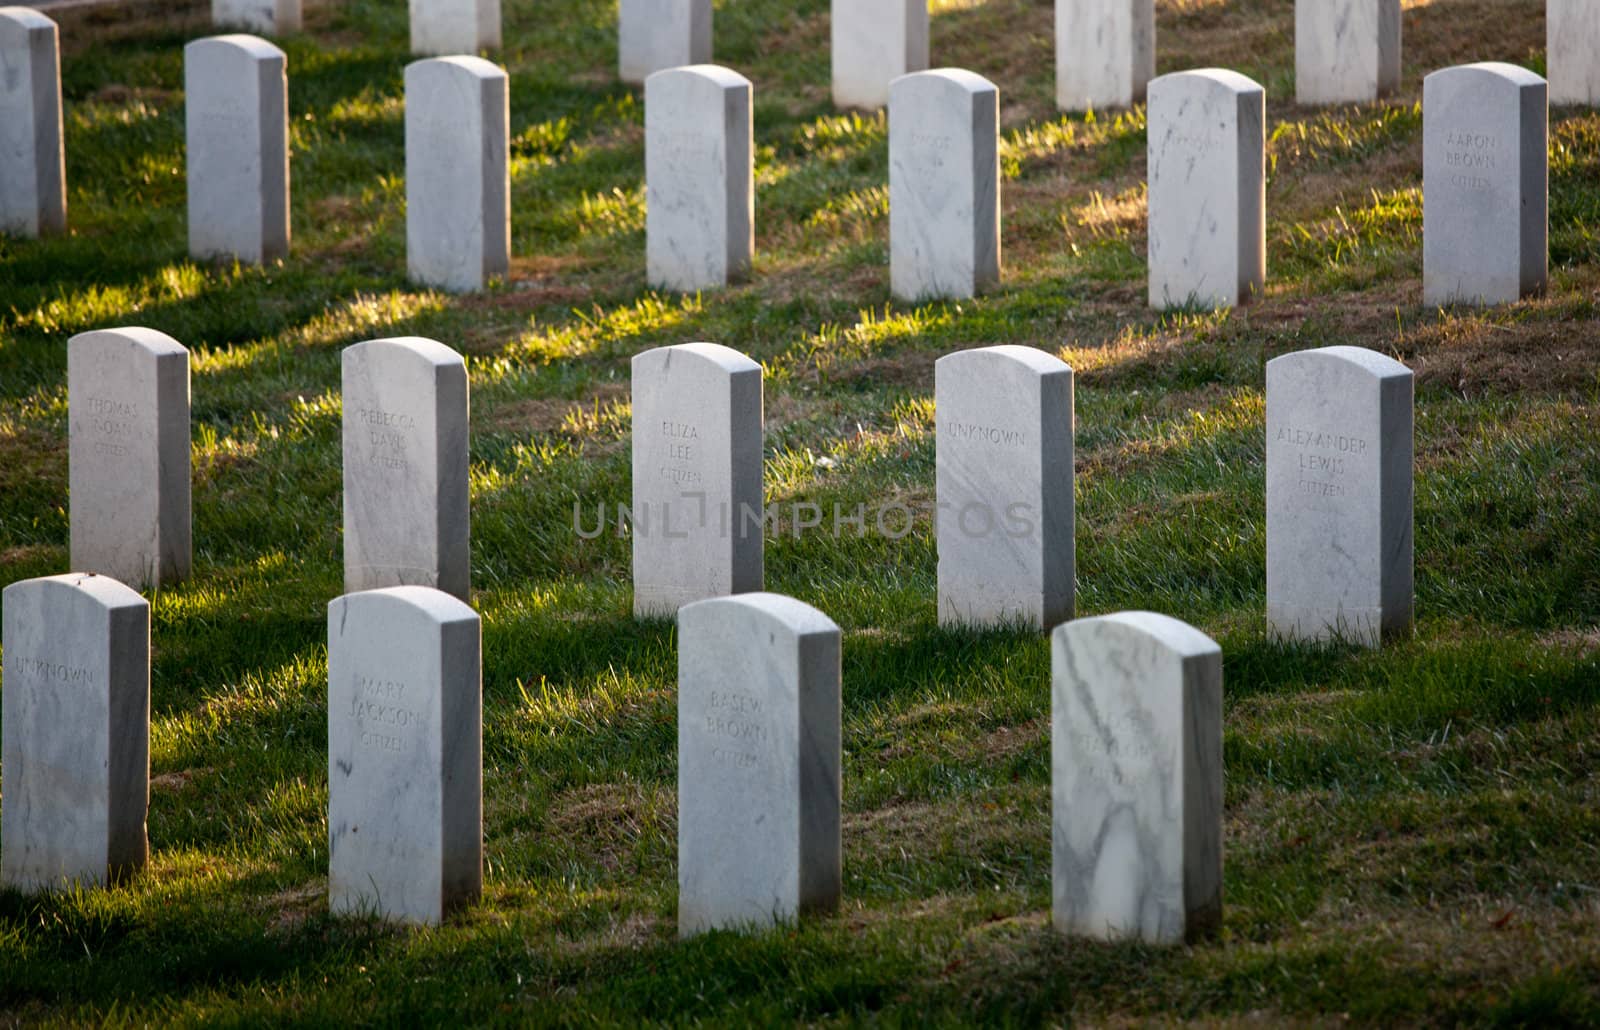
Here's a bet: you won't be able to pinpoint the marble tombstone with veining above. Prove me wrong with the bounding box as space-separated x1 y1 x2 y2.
1548 1 1600 107
405 56 510 294
0 7 66 237
832 0 928 110
342 337 471 602
1423 62 1548 307
1295 0 1400 105
619 0 711 86
2 574 150 893
1147 69 1266 311
212 0 301 35
936 346 1074 631
645 65 753 292
409 0 500 56
185 34 290 265
630 342 764 618
69 327 192 589
678 593 841 936
1266 346 1413 647
1055 0 1154 112
1052 611 1222 945
328 586 482 925
889 68 1001 302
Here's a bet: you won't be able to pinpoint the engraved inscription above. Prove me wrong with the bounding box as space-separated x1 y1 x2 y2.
944 420 1025 447
1276 424 1369 500
660 419 702 486
1443 130 1500 190
85 395 135 457
351 674 420 753
1067 713 1165 788
358 408 415 472
10 656 93 684
703 690 768 770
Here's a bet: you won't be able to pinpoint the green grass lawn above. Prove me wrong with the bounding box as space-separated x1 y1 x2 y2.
3 0 1600 1023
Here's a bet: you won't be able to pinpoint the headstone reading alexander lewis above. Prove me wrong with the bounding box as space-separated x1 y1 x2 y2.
410 0 500 56
1295 0 1401 105
619 0 711 86
1548 1 1600 107
832 0 928 110
0 7 66 237
212 0 301 35
1055 0 1154 112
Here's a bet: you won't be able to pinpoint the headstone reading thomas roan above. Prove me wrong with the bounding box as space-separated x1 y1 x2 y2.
1055 0 1155 112
328 586 481 926
1266 346 1413 647
0 7 66 237
889 68 1001 302
2 574 150 893
1548 1 1600 107
342 337 471 602
936 346 1074 631
212 0 301 35
1147 69 1266 311
645 65 753 293
619 0 711 86
832 0 928 110
185 35 290 265
405 56 510 294
68 328 192 590
1052 611 1222 945
1294 0 1401 105
678 593 841 936
1423 62 1548 307
630 342 763 618
409 0 500 57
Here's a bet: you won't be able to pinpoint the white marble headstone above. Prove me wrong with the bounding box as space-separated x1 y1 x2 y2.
405 56 509 294
1423 62 1548 307
1295 0 1401 105
630 342 763 618
678 592 841 936
212 0 300 35
832 0 928 110
889 68 1000 302
1052 611 1222 944
936 346 1074 631
0 7 65 237
2 573 150 893
68 327 192 590
1266 346 1413 647
645 65 753 293
1055 0 1154 112
1549 1 1600 107
328 586 481 926
409 0 500 56
619 0 711 86
1147 69 1266 311
185 34 289 265
342 337 470 602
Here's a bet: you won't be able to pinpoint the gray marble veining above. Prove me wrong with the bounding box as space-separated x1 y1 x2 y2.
1055 0 1154 112
0 7 65 237
1295 0 1400 105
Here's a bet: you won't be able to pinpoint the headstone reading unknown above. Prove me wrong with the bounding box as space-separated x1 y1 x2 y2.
405 56 510 294
342 337 470 602
832 0 928 110
69 328 191 589
1295 0 1401 105
1423 62 1548 306
936 346 1074 631
0 7 66 237
410 0 500 56
185 35 290 265
328 586 482 926
1549 1 1600 107
619 0 711 86
889 68 1000 302
212 0 301 35
1052 611 1222 944
678 593 841 936
1147 69 1266 311
645 65 753 293
1266 346 1413 647
1055 0 1154 112
2 574 150 893
630 343 763 618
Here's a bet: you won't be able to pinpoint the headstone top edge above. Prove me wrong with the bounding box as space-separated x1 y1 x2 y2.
1 572 148 611
936 344 1072 377
890 67 998 98
0 6 56 30
68 326 189 360
185 33 288 60
632 342 762 376
344 336 466 370
645 64 752 91
1425 61 1548 90
330 586 479 626
1149 67 1265 97
1054 611 1220 660
679 592 840 638
405 54 507 81
1266 345 1412 381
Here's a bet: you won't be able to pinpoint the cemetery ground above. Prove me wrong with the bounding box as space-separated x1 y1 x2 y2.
2 0 1600 1022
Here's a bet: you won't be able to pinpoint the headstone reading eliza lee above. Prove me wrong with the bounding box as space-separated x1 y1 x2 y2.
1548 1 1600 107
69 328 192 590
1147 69 1266 311
1423 63 1548 307
889 69 1001 302
630 343 763 618
645 65 753 293
832 0 928 110
1266 346 1413 647
328 586 482 926
212 0 301 35
185 34 290 265
0 7 66 237
2 574 150 893
409 0 500 56
342 337 470 602
1294 0 1401 105
405 56 510 294
1055 0 1154 112
936 346 1074 631
678 593 841 936
619 0 711 86
1052 611 1222 944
